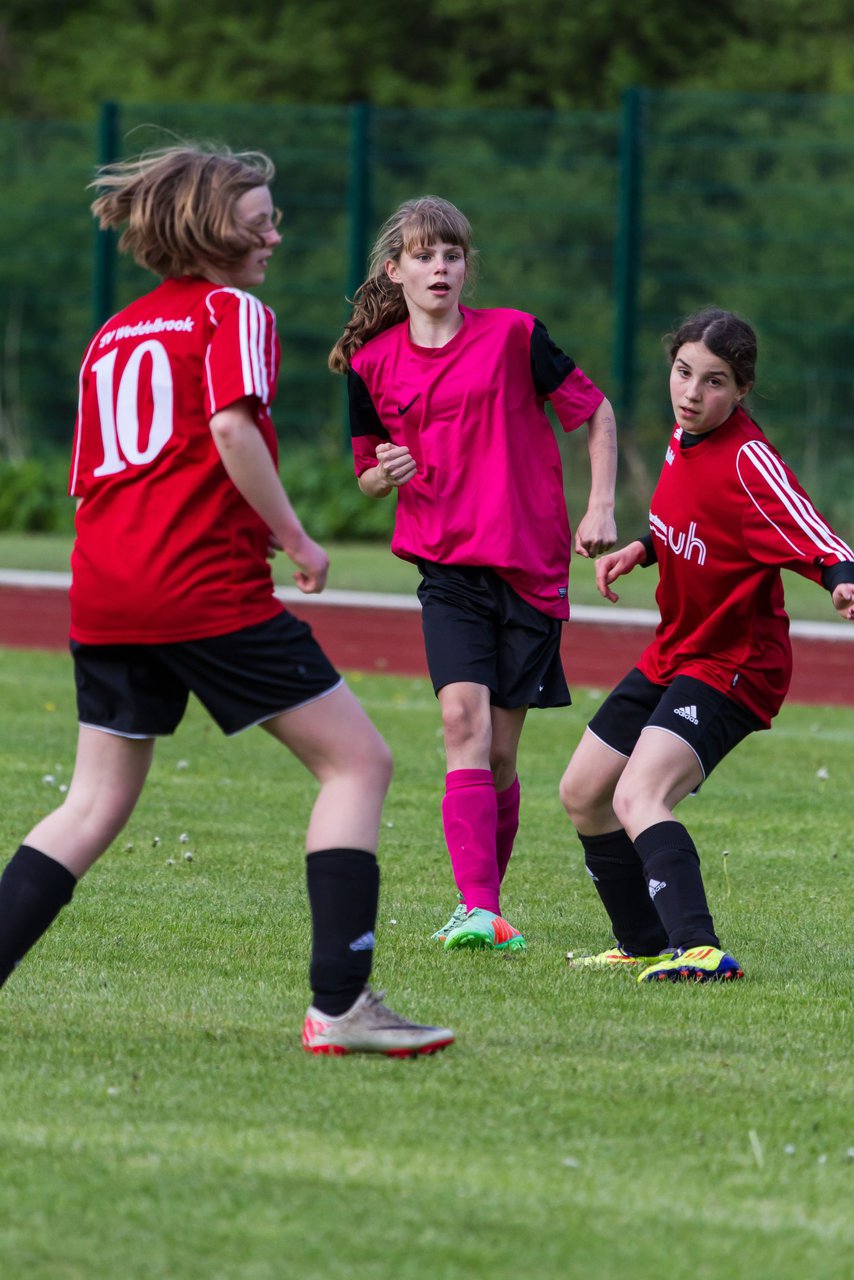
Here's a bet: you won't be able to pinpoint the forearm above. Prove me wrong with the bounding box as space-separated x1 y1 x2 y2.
210 407 307 556
585 397 618 510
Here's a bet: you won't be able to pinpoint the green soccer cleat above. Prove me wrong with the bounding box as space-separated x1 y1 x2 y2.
637 946 744 984
566 945 675 969
443 908 526 953
430 899 468 942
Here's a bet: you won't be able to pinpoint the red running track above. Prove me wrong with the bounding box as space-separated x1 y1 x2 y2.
0 582 851 707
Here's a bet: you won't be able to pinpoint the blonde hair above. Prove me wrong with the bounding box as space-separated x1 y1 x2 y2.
328 196 477 373
90 143 276 279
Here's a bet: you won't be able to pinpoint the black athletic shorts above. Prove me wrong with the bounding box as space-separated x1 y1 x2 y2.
587 667 763 780
416 560 570 709
72 611 343 738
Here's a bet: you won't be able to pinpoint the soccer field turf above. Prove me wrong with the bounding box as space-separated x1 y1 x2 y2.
1 650 851 1279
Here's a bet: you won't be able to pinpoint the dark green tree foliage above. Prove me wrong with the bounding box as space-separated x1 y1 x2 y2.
631 90 854 517
0 120 93 457
2 5 854 528
3 1 854 119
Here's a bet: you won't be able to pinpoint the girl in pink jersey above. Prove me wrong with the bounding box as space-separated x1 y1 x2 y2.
0 144 453 1057
560 307 854 983
329 196 618 952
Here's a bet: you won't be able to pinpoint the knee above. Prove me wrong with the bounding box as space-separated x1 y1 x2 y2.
558 763 589 827
441 696 487 754
559 771 583 826
366 730 394 792
559 760 611 830
611 778 641 832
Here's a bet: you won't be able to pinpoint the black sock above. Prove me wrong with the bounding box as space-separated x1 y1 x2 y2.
306 848 379 1016
632 821 718 950
579 830 669 955
0 845 77 987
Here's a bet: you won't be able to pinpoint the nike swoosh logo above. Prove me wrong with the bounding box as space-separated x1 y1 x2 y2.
396 393 421 415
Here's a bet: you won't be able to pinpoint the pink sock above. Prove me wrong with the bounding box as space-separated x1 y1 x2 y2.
496 775 521 885
441 768 500 914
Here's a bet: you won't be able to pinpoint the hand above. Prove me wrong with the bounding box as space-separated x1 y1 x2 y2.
288 533 330 594
375 441 417 488
574 506 617 559
594 541 647 603
831 582 854 621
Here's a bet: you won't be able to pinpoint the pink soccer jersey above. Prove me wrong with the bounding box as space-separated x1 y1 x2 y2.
348 307 605 619
639 406 854 725
69 277 285 643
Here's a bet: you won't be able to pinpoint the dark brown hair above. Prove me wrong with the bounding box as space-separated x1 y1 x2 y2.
666 307 757 389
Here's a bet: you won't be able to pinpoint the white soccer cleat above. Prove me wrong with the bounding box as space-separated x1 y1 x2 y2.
302 986 455 1057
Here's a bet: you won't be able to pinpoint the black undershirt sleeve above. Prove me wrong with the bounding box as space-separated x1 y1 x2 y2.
529 318 577 396
346 369 390 443
639 533 657 567
822 560 854 592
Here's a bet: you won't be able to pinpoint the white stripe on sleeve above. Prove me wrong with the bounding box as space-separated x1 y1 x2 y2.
737 440 854 561
207 288 272 407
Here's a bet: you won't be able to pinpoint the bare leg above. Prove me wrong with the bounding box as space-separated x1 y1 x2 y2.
24 726 155 878
560 728 667 955
262 684 392 852
436 684 524 916
438 681 493 770
263 683 393 1016
489 704 527 790
489 704 527 883
0 726 154 984
559 727 628 834
611 728 703 838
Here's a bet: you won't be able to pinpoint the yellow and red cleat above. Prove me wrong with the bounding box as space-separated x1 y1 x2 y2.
637 945 744 983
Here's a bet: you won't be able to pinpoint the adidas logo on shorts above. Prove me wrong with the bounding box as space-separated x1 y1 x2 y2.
648 878 666 900
673 705 699 725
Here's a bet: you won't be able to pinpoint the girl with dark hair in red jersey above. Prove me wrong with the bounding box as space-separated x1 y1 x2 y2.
0 144 453 1057
561 307 854 983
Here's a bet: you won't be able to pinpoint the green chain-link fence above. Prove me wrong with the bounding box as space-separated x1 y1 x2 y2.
1 92 853 525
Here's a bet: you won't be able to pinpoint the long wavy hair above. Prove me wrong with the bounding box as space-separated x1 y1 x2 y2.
90 143 277 279
328 196 477 373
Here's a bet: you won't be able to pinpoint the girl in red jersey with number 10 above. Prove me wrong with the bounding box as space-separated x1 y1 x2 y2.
560 307 854 983
329 196 618 954
0 144 453 1057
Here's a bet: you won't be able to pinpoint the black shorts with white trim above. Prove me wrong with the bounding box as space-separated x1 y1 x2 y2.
587 668 762 780
72 611 342 737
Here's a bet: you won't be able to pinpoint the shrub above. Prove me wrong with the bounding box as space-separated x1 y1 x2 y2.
0 446 395 539
280 446 395 541
0 456 74 532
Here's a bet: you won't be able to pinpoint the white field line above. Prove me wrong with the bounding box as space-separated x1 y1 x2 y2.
0 569 852 642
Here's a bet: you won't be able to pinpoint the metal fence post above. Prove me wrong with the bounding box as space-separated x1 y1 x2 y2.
339 102 373 448
92 101 119 332
612 87 645 430
347 101 373 300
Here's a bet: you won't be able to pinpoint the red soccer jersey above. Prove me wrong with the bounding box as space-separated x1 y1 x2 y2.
348 307 605 620
639 406 854 725
69 276 285 643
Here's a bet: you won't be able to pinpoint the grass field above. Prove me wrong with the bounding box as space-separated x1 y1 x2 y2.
0 531 846 623
0 647 852 1279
